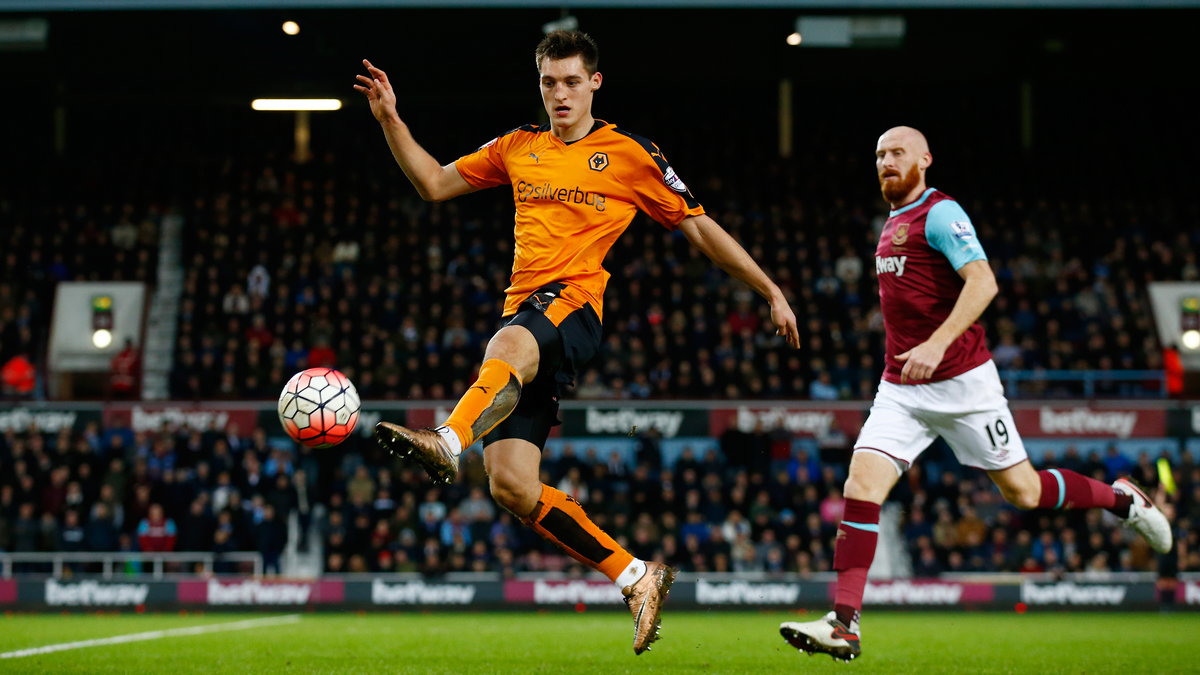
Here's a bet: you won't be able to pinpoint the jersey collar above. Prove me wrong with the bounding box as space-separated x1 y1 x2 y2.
889 187 936 218
553 119 609 147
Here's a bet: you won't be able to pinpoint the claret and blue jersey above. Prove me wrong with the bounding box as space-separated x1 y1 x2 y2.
874 187 993 384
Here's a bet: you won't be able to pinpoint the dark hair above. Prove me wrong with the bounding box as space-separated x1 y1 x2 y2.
535 30 599 75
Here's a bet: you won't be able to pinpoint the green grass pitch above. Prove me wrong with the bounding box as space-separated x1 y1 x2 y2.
1 611 1197 673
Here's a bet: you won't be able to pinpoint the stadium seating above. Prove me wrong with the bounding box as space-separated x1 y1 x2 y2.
166 148 1189 402
3 127 1196 578
1 419 1195 577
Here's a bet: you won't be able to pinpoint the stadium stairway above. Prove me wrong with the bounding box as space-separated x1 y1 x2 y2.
871 502 912 580
282 506 325 579
140 213 184 400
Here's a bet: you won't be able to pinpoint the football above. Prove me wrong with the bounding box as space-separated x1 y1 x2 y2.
277 367 361 448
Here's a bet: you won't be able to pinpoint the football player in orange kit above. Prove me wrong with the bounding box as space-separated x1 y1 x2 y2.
356 30 799 654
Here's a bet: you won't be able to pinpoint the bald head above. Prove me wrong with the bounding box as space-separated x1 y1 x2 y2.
875 126 932 206
877 126 930 156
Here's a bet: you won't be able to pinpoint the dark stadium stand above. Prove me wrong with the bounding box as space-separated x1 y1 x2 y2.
0 418 1196 577
2 7 1197 582
168 150 1191 403
1 141 1196 576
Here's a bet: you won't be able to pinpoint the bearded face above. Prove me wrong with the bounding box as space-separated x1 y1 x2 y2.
879 162 922 204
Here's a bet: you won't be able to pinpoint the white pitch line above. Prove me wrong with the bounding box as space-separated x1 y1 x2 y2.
0 614 302 659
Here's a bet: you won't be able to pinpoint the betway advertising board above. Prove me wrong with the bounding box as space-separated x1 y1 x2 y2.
0 406 102 433
1011 405 1166 438
860 580 996 606
4 401 1193 442
708 407 865 438
1167 405 1200 437
559 408 710 438
352 579 499 606
5 580 174 607
0 578 1194 610
257 407 396 439
177 579 345 605
103 404 259 434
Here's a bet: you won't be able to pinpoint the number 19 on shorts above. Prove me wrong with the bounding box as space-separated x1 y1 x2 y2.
983 419 1009 448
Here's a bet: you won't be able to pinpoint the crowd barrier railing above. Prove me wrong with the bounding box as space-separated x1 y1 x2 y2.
0 552 263 580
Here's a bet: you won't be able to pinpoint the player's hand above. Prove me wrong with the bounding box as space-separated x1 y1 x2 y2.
353 59 400 124
770 297 801 349
895 340 947 383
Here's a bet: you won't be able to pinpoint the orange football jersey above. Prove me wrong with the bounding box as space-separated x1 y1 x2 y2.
454 120 705 321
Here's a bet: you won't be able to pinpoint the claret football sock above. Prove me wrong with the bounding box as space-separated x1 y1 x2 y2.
443 358 522 452
832 499 881 627
1036 469 1132 517
523 484 635 582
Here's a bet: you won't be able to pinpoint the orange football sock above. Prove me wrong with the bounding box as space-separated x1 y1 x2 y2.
443 358 522 449
523 484 634 581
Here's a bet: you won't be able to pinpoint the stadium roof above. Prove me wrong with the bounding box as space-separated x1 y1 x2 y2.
1 0 1198 9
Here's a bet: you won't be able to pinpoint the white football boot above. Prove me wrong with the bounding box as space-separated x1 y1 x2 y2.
1113 477 1172 554
780 611 861 662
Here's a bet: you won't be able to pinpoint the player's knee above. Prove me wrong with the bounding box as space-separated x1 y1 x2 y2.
484 328 540 383
843 475 887 503
842 476 868 500
1005 487 1040 510
488 475 539 517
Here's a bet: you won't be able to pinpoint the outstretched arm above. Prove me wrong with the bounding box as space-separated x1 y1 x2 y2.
895 259 998 382
679 214 800 348
354 59 474 202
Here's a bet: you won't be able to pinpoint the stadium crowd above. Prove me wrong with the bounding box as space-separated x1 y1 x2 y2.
0 419 1195 579
166 151 1192 402
2 123 1196 579
0 202 160 398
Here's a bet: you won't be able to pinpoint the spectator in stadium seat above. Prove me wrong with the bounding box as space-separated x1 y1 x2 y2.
137 503 177 552
178 498 215 552
0 509 10 552
266 472 298 520
38 512 60 551
808 371 840 401
59 509 86 553
109 339 140 399
347 465 375 504
85 502 119 552
1 351 36 398
308 336 337 369
1103 445 1134 482
912 544 943 577
256 504 287 575
11 503 37 552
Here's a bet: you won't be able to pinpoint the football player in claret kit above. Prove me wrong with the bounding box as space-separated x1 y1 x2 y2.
355 30 799 654
779 126 1173 662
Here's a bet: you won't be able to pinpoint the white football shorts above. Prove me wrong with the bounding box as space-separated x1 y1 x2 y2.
853 360 1028 474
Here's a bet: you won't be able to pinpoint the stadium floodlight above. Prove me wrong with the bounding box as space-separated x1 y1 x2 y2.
251 99 342 163
0 18 48 51
251 99 342 111
92 329 112 349
793 16 905 49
